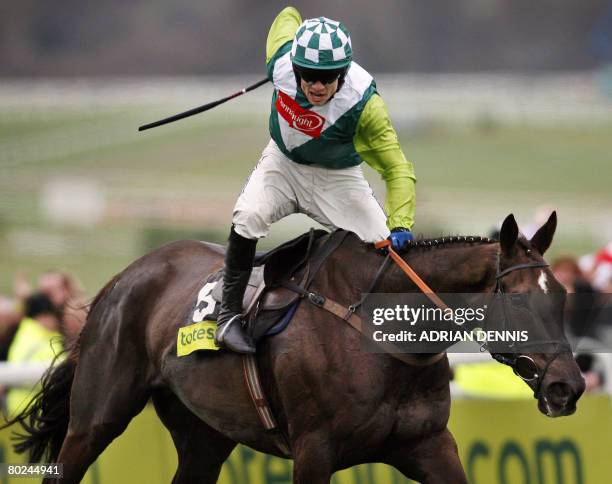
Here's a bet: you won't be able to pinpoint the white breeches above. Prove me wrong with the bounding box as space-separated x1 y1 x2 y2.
233 139 390 243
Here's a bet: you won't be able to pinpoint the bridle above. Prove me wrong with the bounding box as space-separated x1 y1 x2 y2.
486 253 572 399
371 240 573 398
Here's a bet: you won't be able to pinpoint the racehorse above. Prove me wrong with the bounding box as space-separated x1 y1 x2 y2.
6 212 584 484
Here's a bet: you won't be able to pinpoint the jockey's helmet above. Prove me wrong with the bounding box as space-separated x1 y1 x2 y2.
291 17 352 86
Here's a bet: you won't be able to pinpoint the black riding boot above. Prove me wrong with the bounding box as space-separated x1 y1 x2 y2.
215 227 257 354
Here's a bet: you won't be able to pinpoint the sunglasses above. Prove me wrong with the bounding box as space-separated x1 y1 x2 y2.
294 66 345 85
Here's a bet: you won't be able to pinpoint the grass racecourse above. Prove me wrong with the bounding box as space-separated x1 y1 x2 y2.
1 76 612 296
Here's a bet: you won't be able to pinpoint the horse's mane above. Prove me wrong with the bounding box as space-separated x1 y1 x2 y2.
396 235 498 254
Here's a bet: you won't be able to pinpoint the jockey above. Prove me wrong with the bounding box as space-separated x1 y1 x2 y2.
215 7 416 353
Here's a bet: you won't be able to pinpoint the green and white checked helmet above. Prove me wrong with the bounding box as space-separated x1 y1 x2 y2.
290 17 353 70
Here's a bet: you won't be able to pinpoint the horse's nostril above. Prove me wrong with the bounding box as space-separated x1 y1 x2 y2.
547 382 576 407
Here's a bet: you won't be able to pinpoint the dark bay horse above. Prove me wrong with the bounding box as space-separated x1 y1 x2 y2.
7 212 584 483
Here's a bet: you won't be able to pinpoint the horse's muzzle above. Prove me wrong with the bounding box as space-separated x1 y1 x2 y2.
538 379 585 418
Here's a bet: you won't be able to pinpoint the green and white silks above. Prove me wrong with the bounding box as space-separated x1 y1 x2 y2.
268 44 376 169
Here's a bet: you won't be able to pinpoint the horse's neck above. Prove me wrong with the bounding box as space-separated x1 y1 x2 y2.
325 238 500 355
323 236 499 297
383 243 499 294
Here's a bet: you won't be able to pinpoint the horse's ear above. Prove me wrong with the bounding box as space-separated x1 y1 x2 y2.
500 214 519 254
530 210 557 255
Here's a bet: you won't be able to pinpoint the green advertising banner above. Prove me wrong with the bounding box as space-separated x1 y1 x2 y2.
1 394 610 483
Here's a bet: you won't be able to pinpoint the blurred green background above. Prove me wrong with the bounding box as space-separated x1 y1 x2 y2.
2 77 612 296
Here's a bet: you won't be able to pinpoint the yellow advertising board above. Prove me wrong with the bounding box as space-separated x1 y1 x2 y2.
1 394 610 483
450 395 612 484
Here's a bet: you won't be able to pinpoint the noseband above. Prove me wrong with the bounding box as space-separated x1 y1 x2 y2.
487 255 571 399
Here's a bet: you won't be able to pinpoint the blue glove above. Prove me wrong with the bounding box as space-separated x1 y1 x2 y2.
388 227 414 251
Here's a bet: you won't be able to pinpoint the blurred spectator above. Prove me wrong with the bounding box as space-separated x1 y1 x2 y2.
551 255 584 292
551 255 606 392
12 270 87 348
38 270 87 346
551 255 600 339
576 354 605 393
0 295 22 361
5 292 64 416
579 242 612 292
603 276 612 294
38 270 83 309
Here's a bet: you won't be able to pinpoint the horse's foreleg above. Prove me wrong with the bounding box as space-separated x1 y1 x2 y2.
152 389 236 484
292 433 335 484
384 428 467 484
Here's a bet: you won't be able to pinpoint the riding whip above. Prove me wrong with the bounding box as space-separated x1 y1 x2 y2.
138 77 269 131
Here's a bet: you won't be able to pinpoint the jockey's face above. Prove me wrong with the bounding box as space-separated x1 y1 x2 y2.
300 78 339 106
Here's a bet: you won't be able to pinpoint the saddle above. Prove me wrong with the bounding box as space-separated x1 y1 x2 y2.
190 228 349 343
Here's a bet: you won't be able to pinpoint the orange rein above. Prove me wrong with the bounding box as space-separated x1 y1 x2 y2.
374 239 449 310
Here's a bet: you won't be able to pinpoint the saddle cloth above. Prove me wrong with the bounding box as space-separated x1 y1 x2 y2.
177 228 346 356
